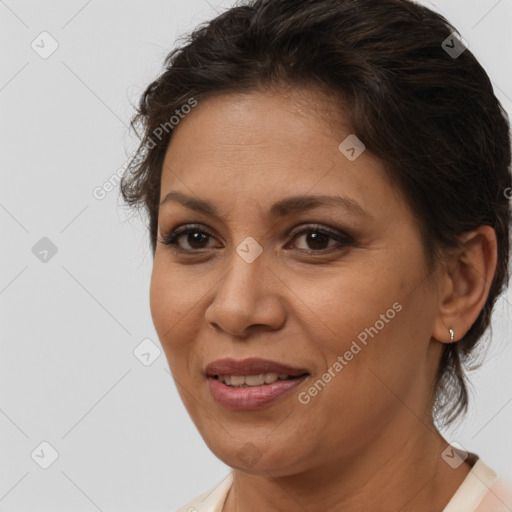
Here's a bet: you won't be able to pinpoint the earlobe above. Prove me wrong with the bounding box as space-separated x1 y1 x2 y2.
432 226 498 344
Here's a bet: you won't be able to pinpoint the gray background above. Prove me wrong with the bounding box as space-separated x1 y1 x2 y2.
1 0 511 510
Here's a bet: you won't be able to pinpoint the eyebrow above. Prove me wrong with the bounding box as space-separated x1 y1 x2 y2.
159 191 370 219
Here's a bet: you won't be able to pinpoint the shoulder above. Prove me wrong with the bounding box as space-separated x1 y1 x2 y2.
474 478 512 512
173 472 233 512
443 455 512 512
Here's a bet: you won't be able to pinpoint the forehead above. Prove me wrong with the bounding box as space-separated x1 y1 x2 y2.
158 89 402 222
163 90 360 175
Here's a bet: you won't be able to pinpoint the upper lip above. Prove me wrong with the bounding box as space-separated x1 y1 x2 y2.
205 358 309 377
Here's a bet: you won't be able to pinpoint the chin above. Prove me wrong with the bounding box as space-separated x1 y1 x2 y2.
206 436 308 476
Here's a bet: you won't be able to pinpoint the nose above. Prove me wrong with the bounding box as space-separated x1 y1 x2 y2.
204 249 286 338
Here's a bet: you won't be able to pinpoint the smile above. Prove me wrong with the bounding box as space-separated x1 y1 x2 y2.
214 373 301 387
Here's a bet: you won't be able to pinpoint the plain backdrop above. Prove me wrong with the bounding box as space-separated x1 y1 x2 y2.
1 0 511 510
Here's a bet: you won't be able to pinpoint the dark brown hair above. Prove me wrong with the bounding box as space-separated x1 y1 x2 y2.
120 0 511 428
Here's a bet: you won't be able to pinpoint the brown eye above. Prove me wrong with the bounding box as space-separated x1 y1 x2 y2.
289 225 354 253
159 225 216 251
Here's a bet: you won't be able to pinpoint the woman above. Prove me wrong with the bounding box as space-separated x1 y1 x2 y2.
120 0 512 510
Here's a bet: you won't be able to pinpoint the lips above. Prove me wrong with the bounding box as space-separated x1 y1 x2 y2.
205 357 309 378
205 358 311 410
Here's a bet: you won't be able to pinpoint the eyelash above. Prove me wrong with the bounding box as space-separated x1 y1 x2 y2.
157 223 355 254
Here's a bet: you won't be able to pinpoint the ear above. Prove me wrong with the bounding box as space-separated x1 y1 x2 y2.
432 226 498 344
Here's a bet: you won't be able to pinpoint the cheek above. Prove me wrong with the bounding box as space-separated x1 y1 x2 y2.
316 286 436 427
149 259 189 350
305 267 403 352
149 258 209 380
149 262 170 339
301 252 430 398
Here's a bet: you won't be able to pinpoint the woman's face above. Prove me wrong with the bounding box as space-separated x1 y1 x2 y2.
150 88 445 475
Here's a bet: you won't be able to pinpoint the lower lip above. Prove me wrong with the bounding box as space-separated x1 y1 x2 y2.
207 375 308 410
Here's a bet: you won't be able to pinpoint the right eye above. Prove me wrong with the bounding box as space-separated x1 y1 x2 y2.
158 224 218 252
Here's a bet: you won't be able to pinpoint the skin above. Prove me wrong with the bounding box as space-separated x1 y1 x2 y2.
149 87 498 512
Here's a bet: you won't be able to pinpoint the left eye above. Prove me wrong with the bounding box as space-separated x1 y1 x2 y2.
290 227 353 252
158 224 354 253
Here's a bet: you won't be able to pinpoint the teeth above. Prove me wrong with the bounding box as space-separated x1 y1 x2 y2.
264 373 279 384
246 374 265 386
230 375 245 386
217 373 289 387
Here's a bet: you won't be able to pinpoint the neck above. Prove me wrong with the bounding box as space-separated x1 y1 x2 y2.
222 419 472 512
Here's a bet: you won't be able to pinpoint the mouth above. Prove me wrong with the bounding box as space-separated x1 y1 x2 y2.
211 373 308 387
205 357 310 379
205 358 310 410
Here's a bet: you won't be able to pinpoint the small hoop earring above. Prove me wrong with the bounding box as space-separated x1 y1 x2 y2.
449 328 454 343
